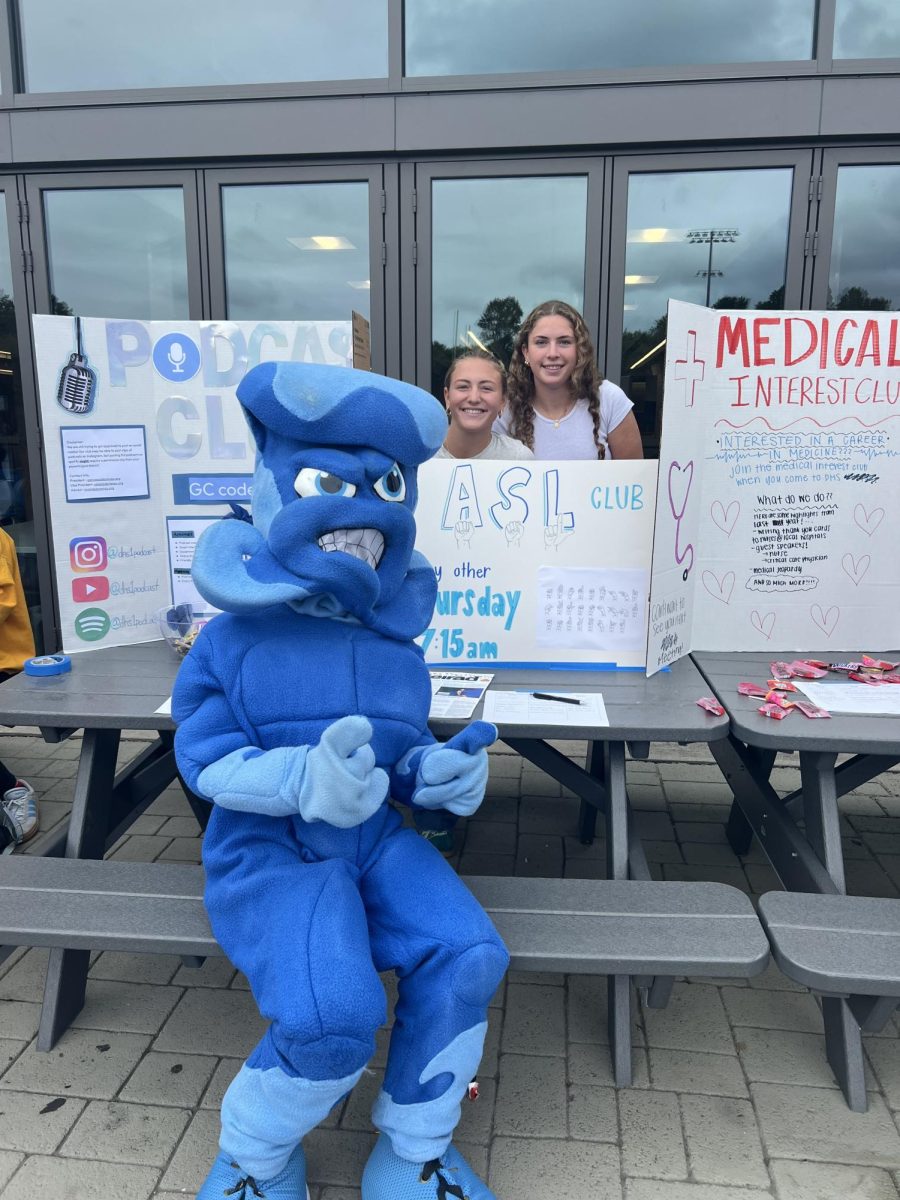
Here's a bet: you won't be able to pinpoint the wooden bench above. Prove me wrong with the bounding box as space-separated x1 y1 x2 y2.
0 856 769 1085
759 891 900 1111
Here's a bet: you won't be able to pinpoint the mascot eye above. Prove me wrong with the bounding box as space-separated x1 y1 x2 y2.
294 468 357 499
373 464 406 503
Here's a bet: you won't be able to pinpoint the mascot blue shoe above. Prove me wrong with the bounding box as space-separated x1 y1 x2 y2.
362 1133 495 1200
197 1143 308 1199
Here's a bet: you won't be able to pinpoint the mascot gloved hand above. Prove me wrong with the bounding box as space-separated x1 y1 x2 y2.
173 361 508 1200
409 720 497 817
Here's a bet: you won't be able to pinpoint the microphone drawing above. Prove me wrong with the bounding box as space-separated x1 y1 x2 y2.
167 341 186 373
56 316 97 415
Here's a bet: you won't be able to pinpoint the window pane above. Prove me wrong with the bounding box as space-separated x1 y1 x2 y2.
828 165 900 310
222 183 371 322
620 167 794 451
430 175 588 396
834 0 900 58
43 188 189 319
20 0 388 92
406 0 813 76
0 194 44 649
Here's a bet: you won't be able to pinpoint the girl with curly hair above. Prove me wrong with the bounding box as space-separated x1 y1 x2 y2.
494 300 643 460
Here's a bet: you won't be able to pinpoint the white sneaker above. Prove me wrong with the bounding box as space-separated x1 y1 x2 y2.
0 780 38 845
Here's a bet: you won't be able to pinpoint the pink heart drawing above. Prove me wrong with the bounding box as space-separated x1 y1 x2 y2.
667 460 693 522
853 504 885 537
810 604 839 637
701 570 735 605
710 500 740 536
841 553 871 586
750 610 775 640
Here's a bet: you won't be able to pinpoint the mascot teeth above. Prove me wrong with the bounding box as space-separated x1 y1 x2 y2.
318 528 385 570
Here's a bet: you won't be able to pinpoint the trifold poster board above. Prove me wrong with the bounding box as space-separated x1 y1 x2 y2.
35 316 356 651
647 300 900 674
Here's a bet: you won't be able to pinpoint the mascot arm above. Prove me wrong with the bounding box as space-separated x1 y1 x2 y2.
404 721 498 818
173 644 387 827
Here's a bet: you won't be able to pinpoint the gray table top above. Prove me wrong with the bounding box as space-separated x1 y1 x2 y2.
693 650 900 756
0 640 728 745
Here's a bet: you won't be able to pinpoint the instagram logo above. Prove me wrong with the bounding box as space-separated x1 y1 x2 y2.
70 536 108 573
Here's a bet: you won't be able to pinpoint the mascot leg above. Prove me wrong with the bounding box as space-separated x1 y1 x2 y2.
198 817 387 1199
360 829 509 1200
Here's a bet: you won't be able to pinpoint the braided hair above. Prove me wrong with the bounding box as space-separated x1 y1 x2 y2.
506 300 605 459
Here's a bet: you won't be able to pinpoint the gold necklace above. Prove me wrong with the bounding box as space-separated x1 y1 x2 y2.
537 398 577 428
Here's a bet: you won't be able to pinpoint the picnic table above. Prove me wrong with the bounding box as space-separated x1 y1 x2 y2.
0 641 768 1085
693 649 900 1109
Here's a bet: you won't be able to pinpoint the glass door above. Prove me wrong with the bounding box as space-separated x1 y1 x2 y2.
813 148 900 313
408 159 605 398
607 150 814 454
206 166 387 373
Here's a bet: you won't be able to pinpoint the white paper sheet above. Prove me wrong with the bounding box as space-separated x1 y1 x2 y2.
536 566 648 651
155 697 172 715
429 671 494 718
481 689 609 727
794 681 900 717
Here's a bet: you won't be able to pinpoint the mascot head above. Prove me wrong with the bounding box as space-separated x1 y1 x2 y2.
191 362 447 639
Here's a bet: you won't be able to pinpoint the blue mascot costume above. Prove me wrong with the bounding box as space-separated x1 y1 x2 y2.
173 361 509 1200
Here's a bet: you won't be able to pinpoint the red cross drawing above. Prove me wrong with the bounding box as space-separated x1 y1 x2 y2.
674 330 706 407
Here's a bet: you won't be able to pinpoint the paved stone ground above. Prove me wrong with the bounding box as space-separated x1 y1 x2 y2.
3 728 900 1199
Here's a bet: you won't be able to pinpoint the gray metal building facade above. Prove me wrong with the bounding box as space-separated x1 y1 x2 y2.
0 0 897 649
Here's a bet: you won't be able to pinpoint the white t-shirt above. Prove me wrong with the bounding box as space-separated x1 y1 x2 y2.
434 432 534 461
493 380 633 460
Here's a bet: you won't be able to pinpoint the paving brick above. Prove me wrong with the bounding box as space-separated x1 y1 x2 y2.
845 858 900 897
568 1040 650 1089
721 985 823 1033
0 1039 25 1074
746 960 805 992
619 1088 687 1179
567 1083 618 1142
648 1048 747 1097
0 1088 86 1153
519 770 562 797
680 1095 768 1187
154 988 267 1058
60 1099 190 1165
642 984 735 1055
155 837 203 863
171 956 237 988
501 982 566 1056
0 1000 39 1042
0 1029 150 1099
106 834 174 862
515 832 564 876
735 1026 848 1089
70 980 182 1035
770 1158 900 1200
625 1183 772 1200
0 1155 160 1200
752 1082 900 1167
867 1038 900 1109
304 1128 376 1189
0 949 48 1002
119 1051 218 1108
662 864 751 892
568 975 643 1047
199 1057 243 1110
0 1151 22 1191
518 795 581 835
493 1053 566 1137
673 821 729 845
461 819 517 855
490 1136 621 1200
158 1107 219 1193
664 780 735 804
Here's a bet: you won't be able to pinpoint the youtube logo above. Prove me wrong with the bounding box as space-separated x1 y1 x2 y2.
72 576 110 604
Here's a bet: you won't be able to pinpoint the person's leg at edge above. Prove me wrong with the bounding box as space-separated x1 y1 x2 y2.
360 827 509 1199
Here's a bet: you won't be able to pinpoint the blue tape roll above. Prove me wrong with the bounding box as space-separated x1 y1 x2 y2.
24 654 72 677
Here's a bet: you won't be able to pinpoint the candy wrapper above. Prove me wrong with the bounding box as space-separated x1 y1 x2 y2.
794 701 831 719
758 702 790 720
696 696 725 716
769 661 793 680
767 679 798 692
805 659 830 670
787 660 829 679
881 673 900 684
862 656 898 671
831 662 863 673
764 690 795 709
737 682 768 697
849 671 883 685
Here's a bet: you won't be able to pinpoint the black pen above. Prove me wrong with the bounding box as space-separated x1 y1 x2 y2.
531 692 583 706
